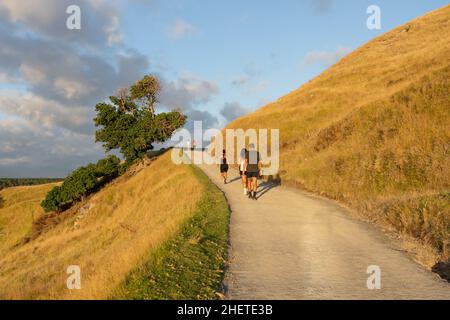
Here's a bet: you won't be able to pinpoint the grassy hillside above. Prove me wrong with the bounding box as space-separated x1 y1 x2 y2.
225 5 450 262
114 165 229 300
0 152 228 299
0 183 60 254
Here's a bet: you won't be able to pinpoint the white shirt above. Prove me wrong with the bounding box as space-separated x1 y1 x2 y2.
239 158 246 171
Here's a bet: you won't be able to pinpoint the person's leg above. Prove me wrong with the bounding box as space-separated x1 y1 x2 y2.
247 175 252 197
242 174 247 194
253 177 258 199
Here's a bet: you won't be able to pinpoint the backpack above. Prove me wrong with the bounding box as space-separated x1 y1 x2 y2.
246 151 260 172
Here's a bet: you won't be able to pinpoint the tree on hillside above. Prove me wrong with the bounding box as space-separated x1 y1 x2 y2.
130 75 161 115
94 74 186 162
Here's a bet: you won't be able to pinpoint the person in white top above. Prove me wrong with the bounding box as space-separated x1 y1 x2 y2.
239 148 247 195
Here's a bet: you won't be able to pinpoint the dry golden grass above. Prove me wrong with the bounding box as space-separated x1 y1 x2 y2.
0 152 204 299
0 183 59 254
224 5 450 261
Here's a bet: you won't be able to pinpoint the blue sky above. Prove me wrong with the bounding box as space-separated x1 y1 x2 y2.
119 0 449 117
0 0 448 177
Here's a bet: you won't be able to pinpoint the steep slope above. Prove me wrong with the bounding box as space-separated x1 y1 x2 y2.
0 152 226 299
0 183 59 253
226 5 450 262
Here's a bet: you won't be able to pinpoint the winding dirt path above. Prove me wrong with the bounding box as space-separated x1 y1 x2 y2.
193 151 449 300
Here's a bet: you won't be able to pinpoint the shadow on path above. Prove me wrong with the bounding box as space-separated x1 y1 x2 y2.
256 181 279 200
229 176 242 184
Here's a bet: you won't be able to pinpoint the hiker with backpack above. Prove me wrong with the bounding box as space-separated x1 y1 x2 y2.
244 143 262 200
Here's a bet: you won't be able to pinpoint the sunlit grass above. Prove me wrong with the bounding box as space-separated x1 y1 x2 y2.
0 152 211 299
225 5 450 262
113 165 229 300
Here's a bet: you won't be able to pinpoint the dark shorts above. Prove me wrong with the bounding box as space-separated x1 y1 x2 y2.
247 171 259 178
240 171 247 177
220 164 229 173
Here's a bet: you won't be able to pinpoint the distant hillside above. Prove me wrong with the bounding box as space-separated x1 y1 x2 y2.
226 5 450 262
0 178 63 190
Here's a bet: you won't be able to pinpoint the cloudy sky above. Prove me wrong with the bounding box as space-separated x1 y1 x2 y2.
0 0 447 177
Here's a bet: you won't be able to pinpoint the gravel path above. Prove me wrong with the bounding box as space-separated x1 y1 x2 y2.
195 152 449 300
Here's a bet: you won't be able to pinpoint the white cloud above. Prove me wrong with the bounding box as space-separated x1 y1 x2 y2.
0 117 103 177
19 64 47 85
105 14 123 45
159 74 220 129
160 74 219 109
302 46 352 67
0 156 31 166
0 90 91 133
53 77 94 99
0 0 60 25
168 19 198 39
0 0 123 47
220 102 249 122
0 72 19 84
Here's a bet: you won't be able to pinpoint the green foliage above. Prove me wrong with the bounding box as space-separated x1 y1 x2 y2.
41 156 121 213
130 75 161 114
95 74 186 163
40 186 63 212
41 74 186 213
95 155 121 177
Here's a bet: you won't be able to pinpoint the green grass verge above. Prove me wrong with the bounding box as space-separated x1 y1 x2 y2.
112 165 230 300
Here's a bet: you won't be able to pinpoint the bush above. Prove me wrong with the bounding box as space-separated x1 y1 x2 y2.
95 155 121 178
41 155 121 213
41 186 63 212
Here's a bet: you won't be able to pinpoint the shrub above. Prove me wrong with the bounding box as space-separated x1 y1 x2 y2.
41 155 121 213
41 186 63 212
95 155 121 178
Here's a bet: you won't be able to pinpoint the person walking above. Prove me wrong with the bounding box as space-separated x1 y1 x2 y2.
244 143 262 200
239 148 248 195
220 149 229 184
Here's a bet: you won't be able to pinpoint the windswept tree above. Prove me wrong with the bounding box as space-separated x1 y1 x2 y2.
94 74 186 162
130 74 161 115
